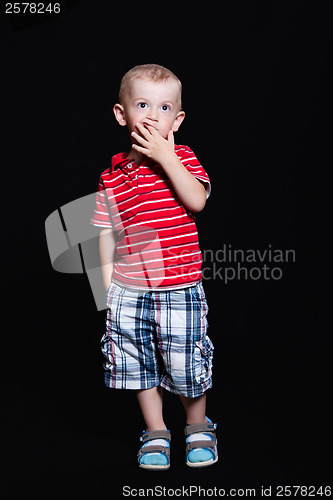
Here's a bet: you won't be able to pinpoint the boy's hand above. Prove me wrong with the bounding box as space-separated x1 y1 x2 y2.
131 123 175 166
132 122 206 212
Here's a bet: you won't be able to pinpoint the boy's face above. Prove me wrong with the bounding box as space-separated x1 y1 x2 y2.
114 78 185 141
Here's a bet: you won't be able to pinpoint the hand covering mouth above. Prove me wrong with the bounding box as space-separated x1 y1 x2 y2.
142 122 158 131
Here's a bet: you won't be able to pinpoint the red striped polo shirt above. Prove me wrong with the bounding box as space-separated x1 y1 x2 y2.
91 145 211 290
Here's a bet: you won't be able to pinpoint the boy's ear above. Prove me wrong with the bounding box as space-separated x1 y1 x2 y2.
113 103 127 126
172 111 185 132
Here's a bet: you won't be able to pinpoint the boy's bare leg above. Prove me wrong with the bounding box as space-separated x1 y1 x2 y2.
136 386 167 430
180 392 217 465
179 393 207 424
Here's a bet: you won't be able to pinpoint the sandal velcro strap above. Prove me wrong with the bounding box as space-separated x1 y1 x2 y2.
139 430 171 444
137 444 170 460
184 422 217 437
186 439 215 451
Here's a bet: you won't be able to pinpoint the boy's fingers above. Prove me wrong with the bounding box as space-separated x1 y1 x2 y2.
131 131 149 145
167 130 174 144
136 122 152 138
132 143 147 154
144 124 158 135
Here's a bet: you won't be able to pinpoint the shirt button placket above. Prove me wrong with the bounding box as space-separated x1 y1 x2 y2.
127 162 139 188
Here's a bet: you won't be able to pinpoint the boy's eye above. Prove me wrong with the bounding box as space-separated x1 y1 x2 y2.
138 102 147 109
161 105 170 111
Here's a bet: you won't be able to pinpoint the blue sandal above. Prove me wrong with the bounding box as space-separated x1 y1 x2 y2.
185 419 218 468
137 430 171 470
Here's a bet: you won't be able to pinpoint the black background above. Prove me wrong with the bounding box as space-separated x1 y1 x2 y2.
1 1 332 498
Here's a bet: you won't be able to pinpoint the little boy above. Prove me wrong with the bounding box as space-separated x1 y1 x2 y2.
91 64 217 470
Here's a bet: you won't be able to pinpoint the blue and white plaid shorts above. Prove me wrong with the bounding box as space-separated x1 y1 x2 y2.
101 281 214 398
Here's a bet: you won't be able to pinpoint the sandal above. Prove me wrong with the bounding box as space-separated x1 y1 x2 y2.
185 419 218 468
137 429 171 470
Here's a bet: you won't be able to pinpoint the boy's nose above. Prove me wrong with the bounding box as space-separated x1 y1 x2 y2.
146 108 158 121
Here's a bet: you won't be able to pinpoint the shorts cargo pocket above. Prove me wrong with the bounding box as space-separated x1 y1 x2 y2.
100 332 116 372
194 336 214 384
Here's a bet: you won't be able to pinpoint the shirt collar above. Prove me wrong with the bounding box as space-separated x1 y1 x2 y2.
111 152 156 173
111 153 132 173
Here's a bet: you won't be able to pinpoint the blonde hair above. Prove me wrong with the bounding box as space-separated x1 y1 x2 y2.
118 63 182 107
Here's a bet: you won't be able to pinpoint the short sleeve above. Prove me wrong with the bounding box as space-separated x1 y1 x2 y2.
90 176 114 228
176 145 211 199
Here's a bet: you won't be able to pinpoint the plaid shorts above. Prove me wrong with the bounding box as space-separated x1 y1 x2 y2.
100 281 214 398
